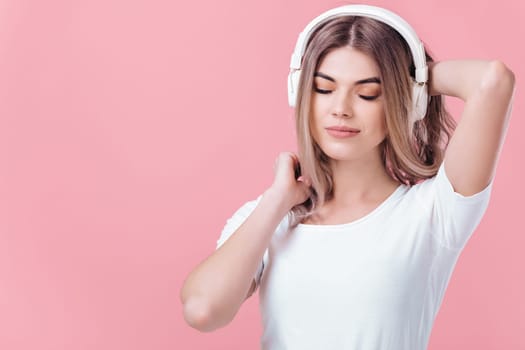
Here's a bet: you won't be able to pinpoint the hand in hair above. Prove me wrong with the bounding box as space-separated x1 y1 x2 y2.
269 152 312 211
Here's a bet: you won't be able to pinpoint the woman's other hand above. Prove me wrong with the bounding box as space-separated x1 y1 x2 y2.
269 152 312 210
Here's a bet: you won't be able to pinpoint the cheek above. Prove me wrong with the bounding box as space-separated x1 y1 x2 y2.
369 101 386 127
377 113 388 136
311 95 331 117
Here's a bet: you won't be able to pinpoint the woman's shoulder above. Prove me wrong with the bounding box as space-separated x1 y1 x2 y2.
227 194 264 220
403 161 493 205
228 193 291 227
396 165 444 207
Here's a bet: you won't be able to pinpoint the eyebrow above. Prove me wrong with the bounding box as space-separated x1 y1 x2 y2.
314 72 381 85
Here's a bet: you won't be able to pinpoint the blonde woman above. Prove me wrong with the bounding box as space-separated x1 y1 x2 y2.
181 5 515 349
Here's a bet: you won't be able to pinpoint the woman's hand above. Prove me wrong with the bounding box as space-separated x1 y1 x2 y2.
268 152 312 210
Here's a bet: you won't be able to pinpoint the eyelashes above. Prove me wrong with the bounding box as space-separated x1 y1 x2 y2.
313 87 379 101
359 95 379 101
314 88 331 94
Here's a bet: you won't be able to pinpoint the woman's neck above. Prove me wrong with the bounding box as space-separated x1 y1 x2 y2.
328 154 399 207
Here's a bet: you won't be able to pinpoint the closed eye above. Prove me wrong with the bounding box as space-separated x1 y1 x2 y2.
314 87 331 94
314 86 379 101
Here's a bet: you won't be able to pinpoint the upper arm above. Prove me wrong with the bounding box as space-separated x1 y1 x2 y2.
444 60 515 196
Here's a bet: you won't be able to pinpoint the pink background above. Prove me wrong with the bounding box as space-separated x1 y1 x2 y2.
1 0 524 349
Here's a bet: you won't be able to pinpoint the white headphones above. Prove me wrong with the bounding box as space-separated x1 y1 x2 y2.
287 4 429 122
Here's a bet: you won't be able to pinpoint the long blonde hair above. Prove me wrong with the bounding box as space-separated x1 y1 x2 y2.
288 15 456 228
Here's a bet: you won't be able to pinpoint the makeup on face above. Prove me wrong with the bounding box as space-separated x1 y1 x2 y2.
313 72 382 100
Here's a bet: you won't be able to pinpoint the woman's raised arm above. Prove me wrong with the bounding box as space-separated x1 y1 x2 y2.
428 60 515 196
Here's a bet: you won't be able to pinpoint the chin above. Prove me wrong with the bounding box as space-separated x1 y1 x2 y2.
320 146 359 161
323 150 357 161
319 142 382 163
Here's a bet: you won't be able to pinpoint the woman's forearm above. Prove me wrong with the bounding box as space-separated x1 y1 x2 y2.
427 60 507 100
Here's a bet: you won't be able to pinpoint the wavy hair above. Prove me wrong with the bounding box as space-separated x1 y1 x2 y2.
288 15 456 228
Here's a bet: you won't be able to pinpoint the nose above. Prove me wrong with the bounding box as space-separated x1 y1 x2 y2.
331 91 352 118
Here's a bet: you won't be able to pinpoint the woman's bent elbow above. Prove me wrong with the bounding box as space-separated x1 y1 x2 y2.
481 60 515 92
183 298 228 332
183 297 218 332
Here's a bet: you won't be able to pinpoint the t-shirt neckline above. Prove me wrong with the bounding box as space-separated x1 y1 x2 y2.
296 184 407 230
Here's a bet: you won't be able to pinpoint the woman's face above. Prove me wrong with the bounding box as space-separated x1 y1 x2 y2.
310 46 387 163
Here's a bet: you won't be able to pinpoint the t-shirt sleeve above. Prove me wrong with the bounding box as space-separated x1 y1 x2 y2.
427 161 494 251
216 194 266 290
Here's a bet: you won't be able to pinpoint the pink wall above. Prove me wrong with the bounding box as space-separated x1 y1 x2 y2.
1 0 523 349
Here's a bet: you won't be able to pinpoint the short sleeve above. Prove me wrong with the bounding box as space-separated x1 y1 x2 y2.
428 162 494 251
216 194 267 290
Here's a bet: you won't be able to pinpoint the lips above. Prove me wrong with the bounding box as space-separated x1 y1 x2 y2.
325 126 360 132
325 126 360 138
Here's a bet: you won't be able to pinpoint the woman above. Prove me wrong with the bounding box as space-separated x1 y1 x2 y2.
180 5 515 349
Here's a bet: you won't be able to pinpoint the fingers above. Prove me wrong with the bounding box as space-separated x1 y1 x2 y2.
297 175 312 187
288 152 299 163
270 151 312 206
274 152 298 171
298 178 313 201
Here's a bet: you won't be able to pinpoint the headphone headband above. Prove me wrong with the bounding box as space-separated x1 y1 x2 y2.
290 5 427 83
288 4 429 121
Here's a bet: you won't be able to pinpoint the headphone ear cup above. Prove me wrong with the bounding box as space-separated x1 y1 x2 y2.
288 69 301 107
411 81 429 122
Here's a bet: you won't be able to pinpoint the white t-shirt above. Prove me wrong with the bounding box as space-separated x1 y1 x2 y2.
216 162 492 350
